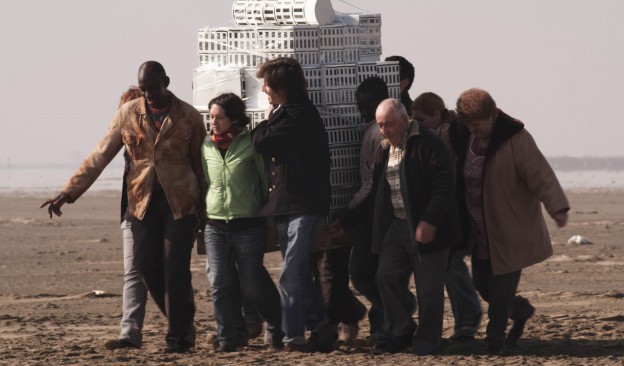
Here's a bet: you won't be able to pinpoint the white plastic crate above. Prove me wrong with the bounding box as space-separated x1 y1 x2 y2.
343 48 360 63
309 90 323 105
330 184 360 210
199 53 229 67
327 127 362 146
303 67 322 90
330 169 360 187
198 109 211 132
192 67 242 109
329 144 361 171
233 0 336 26
322 64 357 90
294 27 320 50
388 85 401 100
193 67 270 110
376 61 401 87
319 105 360 130
319 24 344 50
323 88 356 105
198 28 229 54
319 49 344 64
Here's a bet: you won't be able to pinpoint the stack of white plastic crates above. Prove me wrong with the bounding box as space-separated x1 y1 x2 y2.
193 0 401 225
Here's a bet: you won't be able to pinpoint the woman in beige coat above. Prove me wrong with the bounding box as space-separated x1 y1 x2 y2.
449 88 569 355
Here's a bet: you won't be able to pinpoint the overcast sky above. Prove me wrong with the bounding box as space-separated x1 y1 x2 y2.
1 0 622 167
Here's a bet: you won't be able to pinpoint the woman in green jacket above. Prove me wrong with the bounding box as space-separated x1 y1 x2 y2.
202 93 282 352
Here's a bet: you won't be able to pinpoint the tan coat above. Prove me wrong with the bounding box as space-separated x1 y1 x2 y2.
62 94 206 220
481 129 568 275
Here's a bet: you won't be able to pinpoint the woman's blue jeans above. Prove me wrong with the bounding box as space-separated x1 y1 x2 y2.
205 224 281 345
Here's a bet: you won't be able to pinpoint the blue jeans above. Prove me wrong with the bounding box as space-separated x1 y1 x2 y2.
445 250 482 337
205 224 281 345
119 219 147 347
276 214 327 345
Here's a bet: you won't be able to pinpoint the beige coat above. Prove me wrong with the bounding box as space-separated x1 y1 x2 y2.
481 128 568 275
62 94 206 220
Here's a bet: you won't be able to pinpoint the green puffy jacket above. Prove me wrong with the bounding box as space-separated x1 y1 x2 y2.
201 129 268 221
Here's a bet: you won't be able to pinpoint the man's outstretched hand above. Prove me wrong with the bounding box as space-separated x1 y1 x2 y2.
40 192 70 218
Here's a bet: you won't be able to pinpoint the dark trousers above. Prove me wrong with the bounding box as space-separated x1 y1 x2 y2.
376 219 448 354
313 247 366 325
349 224 383 335
131 192 196 345
471 257 533 345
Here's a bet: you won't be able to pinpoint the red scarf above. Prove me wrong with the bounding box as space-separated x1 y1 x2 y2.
211 124 245 151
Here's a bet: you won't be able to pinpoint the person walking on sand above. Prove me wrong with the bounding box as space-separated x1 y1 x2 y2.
251 57 335 353
331 99 461 355
100 86 149 351
450 88 569 355
201 93 283 352
41 61 206 354
411 92 483 342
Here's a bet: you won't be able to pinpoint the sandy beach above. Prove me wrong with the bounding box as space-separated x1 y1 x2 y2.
1 189 623 365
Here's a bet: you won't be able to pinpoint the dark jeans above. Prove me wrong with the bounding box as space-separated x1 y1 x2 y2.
313 248 367 326
131 192 196 345
376 219 448 354
471 257 534 346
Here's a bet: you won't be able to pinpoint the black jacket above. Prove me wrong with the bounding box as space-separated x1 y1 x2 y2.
340 121 461 254
252 98 331 216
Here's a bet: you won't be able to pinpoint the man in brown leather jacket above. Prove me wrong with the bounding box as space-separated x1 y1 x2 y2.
41 61 206 353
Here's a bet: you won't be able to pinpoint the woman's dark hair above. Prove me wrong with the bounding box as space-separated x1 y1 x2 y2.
208 93 251 126
256 57 307 103
412 92 459 125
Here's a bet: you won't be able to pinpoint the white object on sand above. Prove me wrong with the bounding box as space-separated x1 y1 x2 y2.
567 235 592 245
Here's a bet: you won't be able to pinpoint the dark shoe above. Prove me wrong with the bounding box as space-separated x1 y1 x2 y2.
103 338 139 350
506 304 535 346
486 342 505 356
247 321 264 339
450 334 475 342
412 339 440 356
384 333 412 353
215 342 237 353
283 342 310 353
164 339 191 354
308 324 338 353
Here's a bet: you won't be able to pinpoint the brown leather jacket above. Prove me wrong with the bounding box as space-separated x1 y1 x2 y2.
62 93 206 220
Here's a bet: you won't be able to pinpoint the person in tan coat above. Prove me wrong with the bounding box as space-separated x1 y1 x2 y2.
41 61 206 353
449 88 569 355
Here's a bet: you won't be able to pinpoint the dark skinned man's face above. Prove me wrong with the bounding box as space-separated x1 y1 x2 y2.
138 70 169 109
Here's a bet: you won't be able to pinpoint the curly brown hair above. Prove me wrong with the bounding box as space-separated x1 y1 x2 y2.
119 86 142 108
256 57 307 103
455 88 497 122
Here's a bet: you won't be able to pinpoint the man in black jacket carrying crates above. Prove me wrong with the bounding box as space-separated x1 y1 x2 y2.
331 98 461 355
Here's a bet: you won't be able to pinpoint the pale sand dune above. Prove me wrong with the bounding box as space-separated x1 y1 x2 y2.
0 190 623 365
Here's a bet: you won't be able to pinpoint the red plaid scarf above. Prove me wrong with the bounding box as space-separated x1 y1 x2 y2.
210 124 245 151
